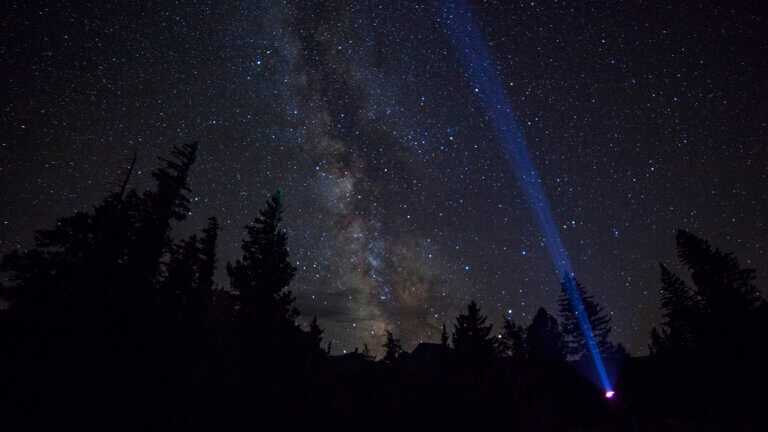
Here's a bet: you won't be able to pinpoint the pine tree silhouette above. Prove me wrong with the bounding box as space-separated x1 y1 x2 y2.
198 217 219 293
227 189 298 341
648 326 668 356
675 229 762 315
162 234 202 329
382 329 403 364
558 275 613 359
647 230 768 423
649 263 700 356
659 231 765 360
452 300 495 367
224 189 301 422
498 316 526 359
440 322 450 348
361 343 376 361
308 316 324 349
129 142 199 297
526 307 565 362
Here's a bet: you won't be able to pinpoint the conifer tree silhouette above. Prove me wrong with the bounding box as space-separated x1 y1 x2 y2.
308 316 324 349
648 230 767 423
498 316 526 359
227 189 298 341
440 322 450 348
654 230 766 360
558 276 613 359
675 230 762 315
649 263 700 356
225 189 299 420
130 142 198 296
648 326 668 356
361 343 376 361
162 234 202 330
382 329 403 363
526 307 565 362
198 217 219 293
452 300 494 367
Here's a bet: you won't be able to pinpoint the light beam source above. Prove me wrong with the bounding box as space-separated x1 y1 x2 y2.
440 0 613 394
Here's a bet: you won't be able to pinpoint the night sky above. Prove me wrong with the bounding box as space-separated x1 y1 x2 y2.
2 0 766 355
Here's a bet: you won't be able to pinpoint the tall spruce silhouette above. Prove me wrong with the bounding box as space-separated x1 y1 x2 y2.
665 230 764 359
646 230 768 423
130 142 198 300
558 276 613 359
452 300 495 367
308 316 324 349
198 217 219 293
361 343 376 361
526 307 565 362
440 322 450 348
649 263 700 356
225 189 300 421
675 230 762 316
382 329 403 364
227 189 298 342
498 316 526 359
654 231 766 359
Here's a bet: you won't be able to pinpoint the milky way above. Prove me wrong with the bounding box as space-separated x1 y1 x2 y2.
1 1 766 355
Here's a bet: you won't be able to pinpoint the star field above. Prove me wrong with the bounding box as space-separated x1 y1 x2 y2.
1 0 766 355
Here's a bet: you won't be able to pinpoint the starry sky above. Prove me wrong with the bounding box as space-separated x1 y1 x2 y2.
1 0 766 355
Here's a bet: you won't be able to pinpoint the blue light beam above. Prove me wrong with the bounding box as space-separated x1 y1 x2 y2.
440 0 612 393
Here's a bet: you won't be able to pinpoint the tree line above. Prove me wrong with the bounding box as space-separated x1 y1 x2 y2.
1 143 765 430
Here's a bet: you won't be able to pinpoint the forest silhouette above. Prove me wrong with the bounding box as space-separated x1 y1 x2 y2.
1 143 766 430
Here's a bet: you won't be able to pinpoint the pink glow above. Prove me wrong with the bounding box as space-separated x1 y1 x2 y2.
605 391 615 399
